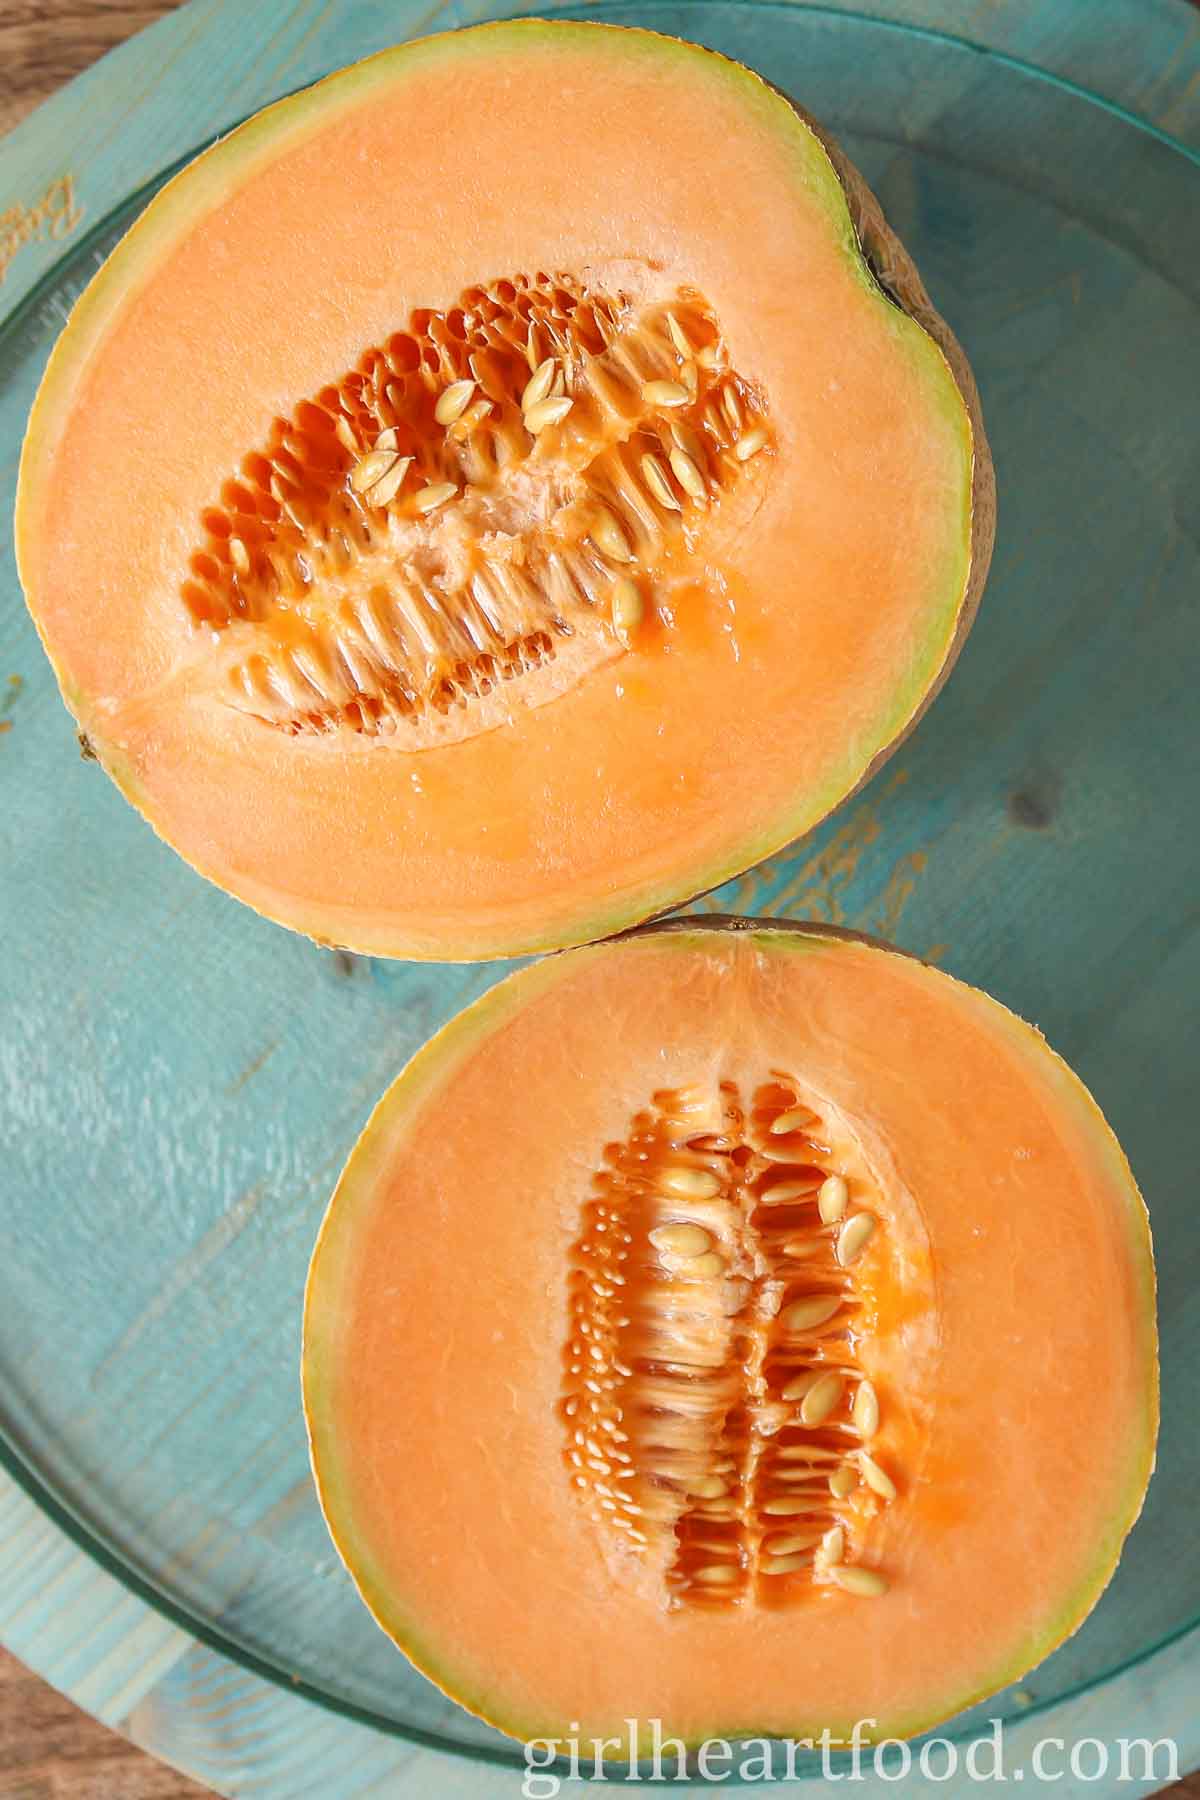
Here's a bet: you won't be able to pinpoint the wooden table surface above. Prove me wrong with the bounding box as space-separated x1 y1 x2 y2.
1 2 1199 1797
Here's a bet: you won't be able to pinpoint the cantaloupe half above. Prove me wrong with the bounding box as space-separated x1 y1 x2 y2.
303 920 1156 1748
17 22 993 960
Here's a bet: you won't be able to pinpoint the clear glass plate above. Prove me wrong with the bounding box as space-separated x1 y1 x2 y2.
1 1 1197 1776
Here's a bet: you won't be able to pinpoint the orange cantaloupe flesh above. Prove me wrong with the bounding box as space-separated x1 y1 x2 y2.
17 23 990 960
303 921 1156 1746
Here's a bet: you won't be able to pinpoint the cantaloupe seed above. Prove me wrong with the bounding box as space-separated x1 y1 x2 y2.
524 394 573 433
640 453 680 511
414 482 457 514
735 426 768 462
591 508 632 563
560 1079 893 1608
819 1523 846 1567
858 1451 898 1501
521 357 557 411
832 1565 889 1598
837 1210 877 1266
649 1223 712 1258
434 378 476 425
800 1369 844 1427
641 379 689 408
853 1379 880 1439
668 448 707 502
194 279 773 744
818 1174 849 1223
364 456 411 509
666 312 692 358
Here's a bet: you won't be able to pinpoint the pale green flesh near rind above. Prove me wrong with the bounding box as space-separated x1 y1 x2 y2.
302 922 1157 1749
18 22 978 961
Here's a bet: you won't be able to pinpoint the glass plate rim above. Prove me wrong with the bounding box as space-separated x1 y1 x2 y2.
2 0 1196 1763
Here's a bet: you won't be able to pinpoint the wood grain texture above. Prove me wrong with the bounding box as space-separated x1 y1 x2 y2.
0 1646 211 1799
0 2 183 137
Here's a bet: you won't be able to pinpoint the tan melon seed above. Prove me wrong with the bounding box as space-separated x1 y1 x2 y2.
780 1371 819 1402
770 1106 814 1136
694 1565 739 1586
735 426 769 462
763 1531 823 1555
591 508 633 563
610 577 643 645
521 357 557 412
334 414 359 453
777 1446 843 1463
832 1565 889 1598
858 1452 897 1502
642 378 690 408
781 1236 820 1259
525 322 541 371
229 537 250 576
818 1175 849 1223
435 379 476 425
414 482 457 514
659 1167 722 1200
551 365 567 398
829 1465 858 1500
453 398 493 436
762 1553 811 1575
374 426 400 452
649 1224 713 1258
800 1369 845 1427
853 1380 880 1440
722 385 743 432
687 1251 726 1279
773 1470 831 1488
641 454 681 512
666 311 692 357
364 456 411 508
681 360 699 400
697 345 720 370
525 395 574 433
762 1179 820 1205
818 1523 845 1567
837 1211 877 1267
763 1496 818 1517
670 420 705 462
688 1474 729 1500
669 448 707 501
781 1294 841 1332
350 448 398 493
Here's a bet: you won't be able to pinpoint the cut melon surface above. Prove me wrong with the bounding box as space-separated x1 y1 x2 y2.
17 22 992 959
303 920 1156 1747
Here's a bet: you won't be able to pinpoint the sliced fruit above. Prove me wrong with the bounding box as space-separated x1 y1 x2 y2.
17 22 992 960
302 919 1156 1747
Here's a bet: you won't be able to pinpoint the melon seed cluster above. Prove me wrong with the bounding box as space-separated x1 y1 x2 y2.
181 272 772 744
560 1080 894 1609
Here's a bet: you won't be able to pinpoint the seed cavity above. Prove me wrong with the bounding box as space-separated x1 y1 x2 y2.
186 276 774 744
559 1078 895 1611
